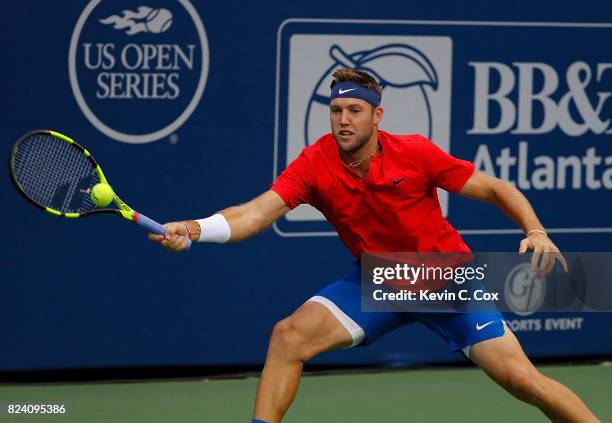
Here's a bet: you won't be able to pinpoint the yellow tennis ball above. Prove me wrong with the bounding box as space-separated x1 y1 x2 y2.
91 183 114 207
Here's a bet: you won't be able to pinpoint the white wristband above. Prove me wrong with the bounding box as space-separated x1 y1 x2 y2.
195 214 231 243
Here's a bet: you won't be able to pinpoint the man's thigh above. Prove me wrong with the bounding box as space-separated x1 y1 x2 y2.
283 301 355 353
307 269 412 347
467 326 536 378
304 268 505 352
415 311 506 356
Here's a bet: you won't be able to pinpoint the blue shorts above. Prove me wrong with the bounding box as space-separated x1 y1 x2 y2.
308 266 505 356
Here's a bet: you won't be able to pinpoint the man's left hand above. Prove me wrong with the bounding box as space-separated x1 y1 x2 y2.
518 232 568 276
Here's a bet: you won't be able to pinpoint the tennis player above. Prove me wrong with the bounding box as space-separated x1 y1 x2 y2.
149 69 599 422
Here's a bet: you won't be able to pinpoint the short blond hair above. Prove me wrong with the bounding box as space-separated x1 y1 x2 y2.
330 68 382 97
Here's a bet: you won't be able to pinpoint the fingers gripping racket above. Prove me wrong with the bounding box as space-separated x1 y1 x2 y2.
9 130 191 248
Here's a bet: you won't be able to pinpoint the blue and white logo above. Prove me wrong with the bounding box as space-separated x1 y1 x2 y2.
275 20 612 237
69 0 209 144
504 263 547 316
99 6 174 35
274 24 452 235
305 43 440 149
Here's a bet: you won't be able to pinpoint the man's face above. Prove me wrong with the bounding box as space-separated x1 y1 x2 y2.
330 97 382 154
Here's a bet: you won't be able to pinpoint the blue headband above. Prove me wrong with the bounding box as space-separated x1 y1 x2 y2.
330 82 381 108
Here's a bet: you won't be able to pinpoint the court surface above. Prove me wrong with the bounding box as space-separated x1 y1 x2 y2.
0 364 609 422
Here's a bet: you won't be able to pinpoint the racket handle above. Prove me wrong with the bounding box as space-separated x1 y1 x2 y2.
134 212 192 250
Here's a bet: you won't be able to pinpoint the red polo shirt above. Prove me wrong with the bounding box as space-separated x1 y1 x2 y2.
271 131 474 256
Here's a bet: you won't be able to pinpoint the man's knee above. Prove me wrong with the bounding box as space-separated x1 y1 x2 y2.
503 366 548 404
268 317 317 362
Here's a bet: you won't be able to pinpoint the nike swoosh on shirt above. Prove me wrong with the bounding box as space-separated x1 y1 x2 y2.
338 88 357 94
392 177 406 185
476 321 494 331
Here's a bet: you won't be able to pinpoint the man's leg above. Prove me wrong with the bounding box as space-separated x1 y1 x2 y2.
469 326 599 422
252 301 353 423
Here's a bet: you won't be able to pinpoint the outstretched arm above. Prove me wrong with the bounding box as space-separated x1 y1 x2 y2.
458 171 567 274
148 190 290 251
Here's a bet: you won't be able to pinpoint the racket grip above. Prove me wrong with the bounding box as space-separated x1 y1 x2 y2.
134 212 192 250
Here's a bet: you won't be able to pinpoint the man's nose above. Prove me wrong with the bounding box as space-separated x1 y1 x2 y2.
339 110 350 125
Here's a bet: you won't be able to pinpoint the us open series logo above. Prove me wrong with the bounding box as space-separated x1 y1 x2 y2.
69 0 209 144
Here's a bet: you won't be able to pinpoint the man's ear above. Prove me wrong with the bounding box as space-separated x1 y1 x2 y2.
373 106 384 125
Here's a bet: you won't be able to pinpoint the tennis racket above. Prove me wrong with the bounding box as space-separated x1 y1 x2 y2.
9 129 191 248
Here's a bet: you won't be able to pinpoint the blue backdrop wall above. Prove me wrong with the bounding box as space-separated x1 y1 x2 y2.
2 0 611 371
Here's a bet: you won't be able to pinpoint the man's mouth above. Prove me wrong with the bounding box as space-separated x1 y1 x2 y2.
338 130 354 137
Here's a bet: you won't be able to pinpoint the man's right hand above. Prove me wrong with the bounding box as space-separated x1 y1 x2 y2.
148 221 196 252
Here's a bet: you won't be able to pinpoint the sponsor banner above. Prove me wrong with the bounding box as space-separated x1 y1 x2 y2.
69 0 209 143
274 20 612 236
360 252 612 313
2 3 611 370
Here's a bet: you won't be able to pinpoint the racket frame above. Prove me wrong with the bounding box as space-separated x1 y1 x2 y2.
11 129 149 223
10 129 192 248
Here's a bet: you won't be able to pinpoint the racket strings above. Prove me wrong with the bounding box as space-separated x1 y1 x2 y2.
13 134 101 213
